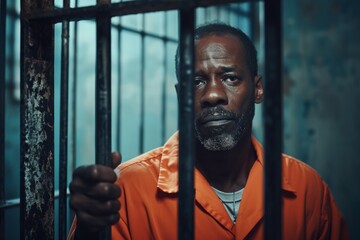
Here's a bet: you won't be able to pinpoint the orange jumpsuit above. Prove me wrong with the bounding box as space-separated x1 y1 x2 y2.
68 132 349 239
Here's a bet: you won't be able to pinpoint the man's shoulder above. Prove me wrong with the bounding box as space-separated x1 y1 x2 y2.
281 154 327 190
282 154 319 175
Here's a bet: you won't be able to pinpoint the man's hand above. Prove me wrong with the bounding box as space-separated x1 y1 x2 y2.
69 152 122 238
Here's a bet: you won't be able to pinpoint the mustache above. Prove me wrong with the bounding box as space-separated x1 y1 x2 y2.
196 106 238 124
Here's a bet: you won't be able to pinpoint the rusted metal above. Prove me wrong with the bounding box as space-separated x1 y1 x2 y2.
264 0 283 239
20 0 55 239
59 0 70 240
0 0 7 239
95 0 112 172
0 190 68 210
178 3 195 240
95 0 112 239
25 0 257 23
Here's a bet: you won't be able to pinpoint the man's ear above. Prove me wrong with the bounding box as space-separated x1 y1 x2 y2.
254 74 264 104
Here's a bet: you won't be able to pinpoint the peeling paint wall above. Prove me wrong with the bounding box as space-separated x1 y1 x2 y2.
282 0 360 238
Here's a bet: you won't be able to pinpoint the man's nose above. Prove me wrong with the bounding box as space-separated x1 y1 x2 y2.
200 79 228 108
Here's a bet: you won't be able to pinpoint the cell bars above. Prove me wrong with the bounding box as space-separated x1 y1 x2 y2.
14 0 283 239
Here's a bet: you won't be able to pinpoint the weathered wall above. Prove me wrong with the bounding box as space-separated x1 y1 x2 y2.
282 0 360 238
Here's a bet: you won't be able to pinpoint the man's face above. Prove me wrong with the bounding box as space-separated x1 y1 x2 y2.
193 34 263 151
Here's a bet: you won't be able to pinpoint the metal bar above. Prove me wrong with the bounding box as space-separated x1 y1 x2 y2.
264 0 282 240
20 0 55 239
178 3 195 240
25 0 256 23
216 5 220 19
0 0 7 239
0 189 70 210
116 23 122 150
139 16 145 154
69 0 79 226
59 1 70 239
95 0 112 239
71 0 79 184
161 12 168 144
248 1 257 41
0 198 20 210
117 24 177 43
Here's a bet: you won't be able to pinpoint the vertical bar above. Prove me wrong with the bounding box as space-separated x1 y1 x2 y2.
71 0 79 180
264 0 282 240
0 0 7 239
20 0 55 239
161 13 167 143
139 16 145 154
178 3 195 240
96 0 112 239
216 6 220 19
248 2 256 41
59 1 70 239
69 0 79 225
204 7 208 21
116 23 122 150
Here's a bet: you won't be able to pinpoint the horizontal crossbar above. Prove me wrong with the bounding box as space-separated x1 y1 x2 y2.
24 0 259 23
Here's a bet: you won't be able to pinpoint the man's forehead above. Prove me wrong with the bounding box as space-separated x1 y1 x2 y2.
198 42 228 58
195 34 245 59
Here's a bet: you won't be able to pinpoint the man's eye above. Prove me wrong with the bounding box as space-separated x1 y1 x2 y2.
194 79 204 87
224 76 240 83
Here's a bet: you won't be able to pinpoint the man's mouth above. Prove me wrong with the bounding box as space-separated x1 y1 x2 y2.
200 115 235 128
203 119 234 127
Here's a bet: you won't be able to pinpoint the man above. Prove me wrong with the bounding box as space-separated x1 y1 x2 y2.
68 23 348 239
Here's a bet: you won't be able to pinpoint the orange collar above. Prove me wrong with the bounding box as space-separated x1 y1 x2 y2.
157 131 296 194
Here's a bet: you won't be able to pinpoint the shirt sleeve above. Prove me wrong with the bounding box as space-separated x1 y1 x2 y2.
318 182 349 240
66 217 77 240
66 216 131 240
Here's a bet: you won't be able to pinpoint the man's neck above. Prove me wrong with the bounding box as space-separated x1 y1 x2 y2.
195 130 256 192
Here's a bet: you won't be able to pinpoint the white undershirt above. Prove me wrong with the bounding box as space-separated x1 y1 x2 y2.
212 187 244 223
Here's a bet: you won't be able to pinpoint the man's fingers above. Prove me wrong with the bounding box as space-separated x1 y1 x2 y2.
111 152 122 169
112 152 122 177
76 211 120 231
70 194 121 215
73 165 117 183
69 178 121 199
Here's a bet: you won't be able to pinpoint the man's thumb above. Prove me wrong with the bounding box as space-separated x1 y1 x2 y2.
111 152 122 169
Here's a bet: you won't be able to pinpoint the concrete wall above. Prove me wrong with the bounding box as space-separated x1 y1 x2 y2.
282 0 360 238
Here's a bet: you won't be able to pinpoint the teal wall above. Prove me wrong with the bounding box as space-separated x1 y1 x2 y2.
282 1 360 239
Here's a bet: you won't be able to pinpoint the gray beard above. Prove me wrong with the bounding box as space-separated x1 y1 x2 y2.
195 104 254 151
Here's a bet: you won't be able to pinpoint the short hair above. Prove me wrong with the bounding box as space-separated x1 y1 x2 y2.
175 23 258 80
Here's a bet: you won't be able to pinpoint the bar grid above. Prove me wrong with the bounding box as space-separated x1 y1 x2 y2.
8 0 282 239
25 0 257 23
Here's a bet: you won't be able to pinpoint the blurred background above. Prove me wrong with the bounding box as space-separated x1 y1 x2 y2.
1 0 359 239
